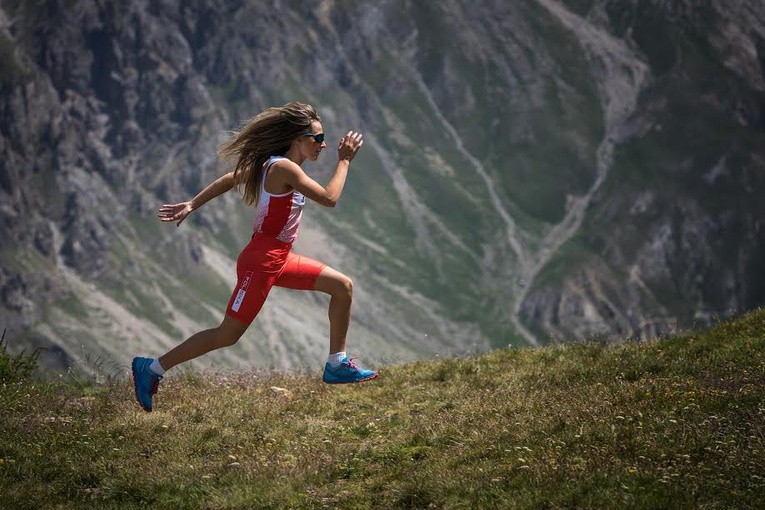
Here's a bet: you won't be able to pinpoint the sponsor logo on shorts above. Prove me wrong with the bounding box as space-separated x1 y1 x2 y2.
231 271 253 313
240 272 253 291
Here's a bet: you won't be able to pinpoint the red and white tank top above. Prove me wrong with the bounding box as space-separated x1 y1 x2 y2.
252 156 306 243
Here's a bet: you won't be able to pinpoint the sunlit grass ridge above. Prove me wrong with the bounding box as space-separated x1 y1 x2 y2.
1 309 764 509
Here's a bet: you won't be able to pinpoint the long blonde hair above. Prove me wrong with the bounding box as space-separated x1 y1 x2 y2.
218 101 320 205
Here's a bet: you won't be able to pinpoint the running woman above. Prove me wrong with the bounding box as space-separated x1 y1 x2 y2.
131 101 377 412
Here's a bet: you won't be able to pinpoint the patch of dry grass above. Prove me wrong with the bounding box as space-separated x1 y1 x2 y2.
1 310 764 509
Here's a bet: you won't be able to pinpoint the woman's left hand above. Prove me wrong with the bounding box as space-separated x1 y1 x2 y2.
338 131 364 162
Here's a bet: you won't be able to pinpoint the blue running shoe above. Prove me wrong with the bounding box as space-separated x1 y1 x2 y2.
322 356 378 384
132 357 162 412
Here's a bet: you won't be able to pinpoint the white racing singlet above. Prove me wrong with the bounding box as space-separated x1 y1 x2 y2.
252 156 306 243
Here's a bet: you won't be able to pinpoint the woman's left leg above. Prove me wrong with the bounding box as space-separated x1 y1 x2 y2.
158 315 250 371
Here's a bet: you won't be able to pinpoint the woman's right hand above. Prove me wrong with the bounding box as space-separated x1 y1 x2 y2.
158 201 194 227
338 131 364 162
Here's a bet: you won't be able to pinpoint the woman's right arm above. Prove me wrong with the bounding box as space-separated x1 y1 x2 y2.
157 171 234 226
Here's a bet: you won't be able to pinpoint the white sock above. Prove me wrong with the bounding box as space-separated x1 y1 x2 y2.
149 358 166 376
327 351 347 367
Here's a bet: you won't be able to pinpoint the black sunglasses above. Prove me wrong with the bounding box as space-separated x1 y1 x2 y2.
301 132 325 143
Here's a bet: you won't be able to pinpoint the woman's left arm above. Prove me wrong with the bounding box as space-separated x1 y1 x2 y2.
279 131 363 207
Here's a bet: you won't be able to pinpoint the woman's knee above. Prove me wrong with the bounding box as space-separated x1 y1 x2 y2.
218 332 240 348
217 316 249 346
336 274 353 300
315 267 353 300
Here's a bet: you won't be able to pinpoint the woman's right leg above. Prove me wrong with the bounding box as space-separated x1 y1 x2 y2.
312 266 354 355
274 252 377 383
158 315 249 371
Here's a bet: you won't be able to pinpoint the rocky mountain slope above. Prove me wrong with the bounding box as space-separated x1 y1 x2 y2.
1 0 763 374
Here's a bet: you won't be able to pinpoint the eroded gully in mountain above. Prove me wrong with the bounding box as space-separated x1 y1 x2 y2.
409 0 650 346
319 1 649 347
508 0 650 343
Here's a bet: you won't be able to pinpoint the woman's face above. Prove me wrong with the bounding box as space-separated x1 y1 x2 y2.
300 120 327 161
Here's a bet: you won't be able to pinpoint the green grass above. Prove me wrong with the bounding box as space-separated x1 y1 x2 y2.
0 329 39 384
2 308 764 509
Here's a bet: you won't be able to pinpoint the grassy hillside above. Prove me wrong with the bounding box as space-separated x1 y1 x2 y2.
1 309 764 509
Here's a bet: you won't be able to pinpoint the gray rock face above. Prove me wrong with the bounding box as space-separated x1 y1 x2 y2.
1 0 764 373
517 0 765 341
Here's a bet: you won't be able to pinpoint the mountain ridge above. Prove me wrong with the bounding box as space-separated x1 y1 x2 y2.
1 0 764 373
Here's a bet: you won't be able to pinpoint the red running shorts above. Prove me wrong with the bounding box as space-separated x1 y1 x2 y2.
225 234 326 324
